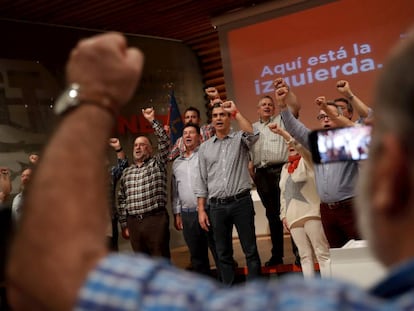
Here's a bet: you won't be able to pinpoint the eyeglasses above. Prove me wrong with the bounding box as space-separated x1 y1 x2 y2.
135 143 149 147
317 114 330 121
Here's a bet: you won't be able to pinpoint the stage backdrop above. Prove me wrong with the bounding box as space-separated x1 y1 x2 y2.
218 0 414 128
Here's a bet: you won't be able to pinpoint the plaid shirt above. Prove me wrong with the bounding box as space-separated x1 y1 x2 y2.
168 123 215 161
76 254 414 311
118 120 169 228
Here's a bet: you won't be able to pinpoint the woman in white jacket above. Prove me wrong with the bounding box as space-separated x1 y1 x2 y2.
269 124 330 278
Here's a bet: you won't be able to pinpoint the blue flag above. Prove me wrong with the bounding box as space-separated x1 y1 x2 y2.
168 91 184 145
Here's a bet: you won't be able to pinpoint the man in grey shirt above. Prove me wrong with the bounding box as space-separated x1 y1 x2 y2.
195 101 261 285
274 78 360 248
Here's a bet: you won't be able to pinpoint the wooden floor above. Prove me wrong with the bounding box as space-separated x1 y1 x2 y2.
170 234 299 273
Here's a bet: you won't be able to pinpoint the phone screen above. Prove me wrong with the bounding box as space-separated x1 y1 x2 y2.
309 125 372 164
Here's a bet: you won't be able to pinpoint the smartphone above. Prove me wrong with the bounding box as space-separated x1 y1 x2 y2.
309 125 372 164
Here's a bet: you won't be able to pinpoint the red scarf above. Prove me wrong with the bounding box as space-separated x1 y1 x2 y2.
287 154 301 174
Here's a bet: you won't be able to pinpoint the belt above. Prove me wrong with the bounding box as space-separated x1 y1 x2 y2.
256 162 285 171
128 207 166 220
209 189 250 205
320 197 354 210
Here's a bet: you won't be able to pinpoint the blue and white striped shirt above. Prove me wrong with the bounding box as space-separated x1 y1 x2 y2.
76 253 414 311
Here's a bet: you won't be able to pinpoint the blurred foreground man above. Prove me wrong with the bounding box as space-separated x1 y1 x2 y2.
7 30 414 310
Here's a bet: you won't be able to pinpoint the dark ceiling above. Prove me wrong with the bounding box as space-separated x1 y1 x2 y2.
0 0 274 42
0 0 280 97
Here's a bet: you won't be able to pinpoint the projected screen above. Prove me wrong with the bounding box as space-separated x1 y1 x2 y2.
220 0 414 128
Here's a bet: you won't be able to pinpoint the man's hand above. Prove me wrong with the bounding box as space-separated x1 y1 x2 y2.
336 80 353 98
274 77 289 90
28 154 39 165
205 87 220 100
315 96 328 109
121 227 130 239
109 138 121 150
198 210 210 232
222 100 237 115
142 107 155 123
268 123 283 135
174 214 183 231
274 86 289 109
0 167 10 176
0 167 11 203
66 32 144 113
274 78 299 114
268 123 291 141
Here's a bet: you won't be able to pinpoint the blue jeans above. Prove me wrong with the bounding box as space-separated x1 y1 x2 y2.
181 210 211 275
210 195 261 285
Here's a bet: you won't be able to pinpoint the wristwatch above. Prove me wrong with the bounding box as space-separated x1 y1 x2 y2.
54 83 81 115
54 83 117 117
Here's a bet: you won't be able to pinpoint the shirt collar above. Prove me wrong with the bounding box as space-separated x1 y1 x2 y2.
213 132 235 142
178 146 199 159
259 115 276 124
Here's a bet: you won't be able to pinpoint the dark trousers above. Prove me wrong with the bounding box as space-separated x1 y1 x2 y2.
205 207 222 281
109 216 119 251
127 209 171 259
210 195 261 285
254 165 284 261
320 201 361 248
181 210 211 276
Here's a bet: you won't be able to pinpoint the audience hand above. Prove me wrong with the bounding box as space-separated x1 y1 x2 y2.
205 87 219 100
315 96 328 109
336 80 353 98
142 107 155 122
109 138 122 150
66 32 144 113
222 100 237 115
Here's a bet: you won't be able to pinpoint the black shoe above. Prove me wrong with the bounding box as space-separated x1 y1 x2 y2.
294 256 301 267
265 257 283 267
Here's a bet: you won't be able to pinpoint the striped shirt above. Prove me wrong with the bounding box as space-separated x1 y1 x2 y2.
76 253 414 311
117 120 169 227
251 115 288 168
194 130 259 200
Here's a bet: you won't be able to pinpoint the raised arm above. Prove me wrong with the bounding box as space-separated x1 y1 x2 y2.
268 124 312 164
6 33 143 311
315 96 354 127
109 137 126 160
0 167 11 203
336 80 371 119
274 80 311 148
205 86 221 109
274 77 301 117
143 107 170 161
222 100 253 133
